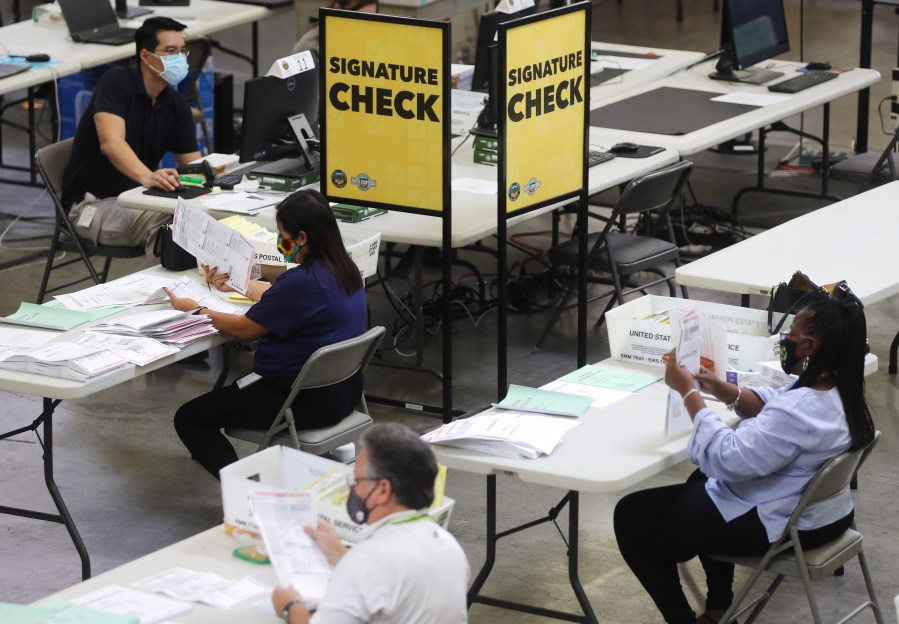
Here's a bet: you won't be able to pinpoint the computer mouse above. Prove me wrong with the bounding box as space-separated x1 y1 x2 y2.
805 61 832 71
610 142 640 154
25 53 50 63
172 185 188 193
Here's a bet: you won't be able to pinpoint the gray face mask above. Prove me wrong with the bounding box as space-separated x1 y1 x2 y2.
346 485 376 524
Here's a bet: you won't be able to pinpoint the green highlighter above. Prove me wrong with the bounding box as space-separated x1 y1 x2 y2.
179 174 205 187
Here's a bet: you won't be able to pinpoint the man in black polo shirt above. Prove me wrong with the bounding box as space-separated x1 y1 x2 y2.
62 17 201 251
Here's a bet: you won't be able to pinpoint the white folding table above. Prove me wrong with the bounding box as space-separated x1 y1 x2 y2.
34 357 703 624
0 266 233 580
674 181 899 372
0 1 272 71
431 358 716 623
589 59 882 218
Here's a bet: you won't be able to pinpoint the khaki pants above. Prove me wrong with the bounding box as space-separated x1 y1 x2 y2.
69 194 172 255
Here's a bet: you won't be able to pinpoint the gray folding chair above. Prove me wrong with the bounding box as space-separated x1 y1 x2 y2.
711 431 884 624
35 139 144 303
225 326 385 459
535 160 693 351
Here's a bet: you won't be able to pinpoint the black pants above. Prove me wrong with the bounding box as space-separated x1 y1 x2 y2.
613 470 853 624
174 370 363 479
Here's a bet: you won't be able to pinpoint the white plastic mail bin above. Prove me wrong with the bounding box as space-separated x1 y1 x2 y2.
221 446 454 543
218 217 381 280
605 295 781 373
338 224 381 281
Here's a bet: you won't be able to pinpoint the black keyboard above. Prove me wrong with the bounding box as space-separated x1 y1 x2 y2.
588 150 616 167
767 71 838 94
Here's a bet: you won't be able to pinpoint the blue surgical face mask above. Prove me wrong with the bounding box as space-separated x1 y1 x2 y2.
152 52 189 86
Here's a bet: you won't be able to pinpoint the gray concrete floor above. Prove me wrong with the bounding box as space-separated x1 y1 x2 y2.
1 0 899 621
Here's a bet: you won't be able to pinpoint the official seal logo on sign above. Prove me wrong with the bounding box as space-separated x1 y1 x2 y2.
524 177 542 196
331 170 348 188
351 173 377 191
281 60 290 71
508 182 521 201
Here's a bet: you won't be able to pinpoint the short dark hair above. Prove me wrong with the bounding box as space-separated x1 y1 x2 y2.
362 423 437 510
134 17 187 57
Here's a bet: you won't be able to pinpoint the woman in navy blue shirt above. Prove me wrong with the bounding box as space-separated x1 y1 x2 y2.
165 190 367 479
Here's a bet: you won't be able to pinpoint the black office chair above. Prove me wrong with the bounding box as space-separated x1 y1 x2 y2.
534 160 693 352
35 139 145 304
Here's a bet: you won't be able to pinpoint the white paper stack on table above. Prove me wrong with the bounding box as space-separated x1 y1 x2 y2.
132 567 270 609
423 413 582 459
0 342 129 381
54 273 178 311
67 584 193 624
451 63 474 90
90 310 217 347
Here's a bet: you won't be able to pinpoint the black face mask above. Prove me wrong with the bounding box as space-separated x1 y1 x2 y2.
779 338 803 374
346 485 377 524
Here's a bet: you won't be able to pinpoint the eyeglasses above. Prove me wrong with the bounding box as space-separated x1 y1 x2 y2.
155 47 190 58
779 331 812 343
346 473 382 489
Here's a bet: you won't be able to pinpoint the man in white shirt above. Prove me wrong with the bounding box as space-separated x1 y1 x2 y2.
271 423 470 624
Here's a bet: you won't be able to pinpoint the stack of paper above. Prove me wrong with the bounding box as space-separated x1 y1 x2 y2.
0 599 138 623
0 342 129 381
132 567 270 609
0 326 58 349
69 585 192 624
54 273 175 311
423 413 582 459
90 310 217 347
219 214 277 246
202 192 283 215
492 384 593 418
450 63 474 90
1 301 124 330
74 333 179 366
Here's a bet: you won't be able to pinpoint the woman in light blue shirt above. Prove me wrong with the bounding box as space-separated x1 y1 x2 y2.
614 299 875 624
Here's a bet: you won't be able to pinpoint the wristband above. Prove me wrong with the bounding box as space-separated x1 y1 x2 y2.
682 388 699 402
726 387 742 411
281 599 301 623
193 307 207 316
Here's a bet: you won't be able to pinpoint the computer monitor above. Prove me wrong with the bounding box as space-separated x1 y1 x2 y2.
239 66 319 163
710 0 789 85
471 7 535 93
471 43 499 138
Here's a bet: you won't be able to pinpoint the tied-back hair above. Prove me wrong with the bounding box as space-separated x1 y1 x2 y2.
134 17 187 57
275 190 363 295
362 423 437 510
795 299 875 449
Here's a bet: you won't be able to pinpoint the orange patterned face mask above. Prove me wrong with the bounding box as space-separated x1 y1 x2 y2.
277 234 300 263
